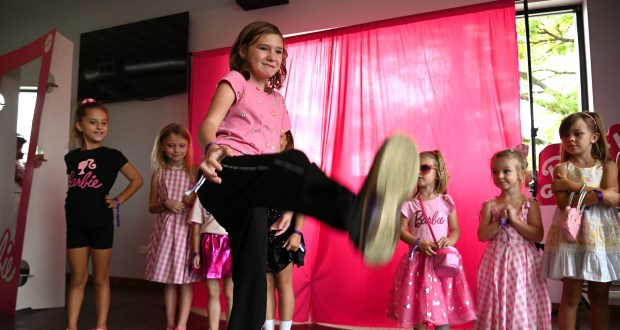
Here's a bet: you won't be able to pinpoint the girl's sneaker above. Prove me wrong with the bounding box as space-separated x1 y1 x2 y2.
349 134 419 265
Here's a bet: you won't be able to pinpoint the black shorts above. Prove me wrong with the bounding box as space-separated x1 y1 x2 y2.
66 225 114 249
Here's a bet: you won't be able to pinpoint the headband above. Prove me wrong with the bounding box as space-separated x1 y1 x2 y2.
511 144 529 157
81 98 96 105
581 112 599 131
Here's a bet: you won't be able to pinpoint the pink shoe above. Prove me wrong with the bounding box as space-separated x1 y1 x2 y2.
166 326 175 330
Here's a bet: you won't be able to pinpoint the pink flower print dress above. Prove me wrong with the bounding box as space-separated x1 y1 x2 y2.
476 199 552 330
145 168 201 284
387 195 476 328
542 161 620 282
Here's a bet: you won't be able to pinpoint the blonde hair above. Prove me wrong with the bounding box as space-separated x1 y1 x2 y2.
419 150 449 194
491 147 531 185
70 99 108 149
150 123 193 173
558 111 610 163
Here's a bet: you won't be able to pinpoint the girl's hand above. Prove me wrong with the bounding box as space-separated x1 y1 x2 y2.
419 240 438 256
283 231 302 251
502 204 517 223
192 255 201 270
270 211 292 236
165 199 185 213
199 144 235 184
436 236 452 248
602 190 620 207
104 195 118 209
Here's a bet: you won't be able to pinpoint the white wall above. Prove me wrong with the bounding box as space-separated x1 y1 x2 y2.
583 0 620 129
1 0 618 281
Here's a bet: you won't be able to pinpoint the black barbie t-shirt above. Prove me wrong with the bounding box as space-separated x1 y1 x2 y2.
64 147 128 228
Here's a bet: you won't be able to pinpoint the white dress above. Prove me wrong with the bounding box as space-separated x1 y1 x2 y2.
542 161 620 282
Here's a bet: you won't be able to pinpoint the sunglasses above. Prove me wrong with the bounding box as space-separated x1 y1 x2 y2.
420 164 436 175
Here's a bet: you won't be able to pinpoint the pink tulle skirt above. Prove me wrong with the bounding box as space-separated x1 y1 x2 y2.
387 250 477 327
199 233 232 279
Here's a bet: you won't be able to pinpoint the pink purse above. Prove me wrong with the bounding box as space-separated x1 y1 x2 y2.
558 188 587 243
418 197 461 278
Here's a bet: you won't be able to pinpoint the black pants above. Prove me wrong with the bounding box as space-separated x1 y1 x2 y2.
198 149 355 330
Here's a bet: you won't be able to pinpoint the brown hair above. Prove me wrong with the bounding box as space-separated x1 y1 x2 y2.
283 130 294 150
229 21 288 92
70 99 108 149
558 111 609 163
419 150 449 194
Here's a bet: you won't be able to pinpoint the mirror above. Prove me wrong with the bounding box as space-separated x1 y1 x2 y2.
0 30 56 314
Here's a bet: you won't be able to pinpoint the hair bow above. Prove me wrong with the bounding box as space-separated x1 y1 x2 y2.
81 98 96 105
511 144 529 157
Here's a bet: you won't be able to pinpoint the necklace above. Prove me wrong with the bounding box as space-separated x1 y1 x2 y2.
168 164 185 170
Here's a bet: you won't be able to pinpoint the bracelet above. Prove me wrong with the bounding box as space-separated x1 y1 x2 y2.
408 237 421 260
593 189 603 203
204 141 218 153
193 252 200 257
113 197 120 227
293 230 303 237
162 200 167 210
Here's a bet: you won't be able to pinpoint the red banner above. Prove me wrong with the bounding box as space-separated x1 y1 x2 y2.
537 143 561 206
607 123 620 162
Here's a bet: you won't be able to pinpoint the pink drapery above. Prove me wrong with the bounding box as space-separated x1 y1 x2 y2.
189 0 520 327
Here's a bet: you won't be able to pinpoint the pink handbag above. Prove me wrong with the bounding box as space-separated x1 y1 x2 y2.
418 197 461 278
558 189 586 243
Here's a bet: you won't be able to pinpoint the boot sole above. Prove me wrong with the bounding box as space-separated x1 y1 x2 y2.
361 135 419 265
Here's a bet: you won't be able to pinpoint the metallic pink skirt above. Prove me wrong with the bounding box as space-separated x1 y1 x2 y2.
199 233 232 279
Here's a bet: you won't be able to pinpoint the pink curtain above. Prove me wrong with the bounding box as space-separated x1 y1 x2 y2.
189 0 520 327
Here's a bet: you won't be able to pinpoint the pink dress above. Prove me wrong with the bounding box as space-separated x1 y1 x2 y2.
476 199 551 330
387 195 476 327
145 168 201 284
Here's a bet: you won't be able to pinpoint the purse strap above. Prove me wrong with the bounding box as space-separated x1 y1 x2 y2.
567 183 587 212
417 196 438 243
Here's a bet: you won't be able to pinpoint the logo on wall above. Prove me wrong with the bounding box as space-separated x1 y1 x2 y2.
537 143 561 206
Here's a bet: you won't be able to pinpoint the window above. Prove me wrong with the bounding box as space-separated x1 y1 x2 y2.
517 6 586 157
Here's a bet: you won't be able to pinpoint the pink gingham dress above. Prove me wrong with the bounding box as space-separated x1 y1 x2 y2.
387 195 477 327
144 168 201 284
476 199 552 330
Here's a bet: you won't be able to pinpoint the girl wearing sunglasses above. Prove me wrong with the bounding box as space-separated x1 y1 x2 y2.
388 150 476 330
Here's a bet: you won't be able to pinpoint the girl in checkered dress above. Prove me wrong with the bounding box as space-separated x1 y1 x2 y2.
476 146 551 329
145 123 201 330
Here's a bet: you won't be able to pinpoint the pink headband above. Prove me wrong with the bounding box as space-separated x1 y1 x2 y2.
511 144 529 157
81 98 96 105
581 112 598 131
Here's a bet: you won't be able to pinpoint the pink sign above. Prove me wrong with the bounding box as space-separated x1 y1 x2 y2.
537 143 561 206
607 123 620 162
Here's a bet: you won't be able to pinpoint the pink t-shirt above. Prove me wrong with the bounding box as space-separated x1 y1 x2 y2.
400 194 456 242
215 71 292 155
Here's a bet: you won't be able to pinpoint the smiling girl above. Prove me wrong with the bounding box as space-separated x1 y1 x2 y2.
64 98 143 330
